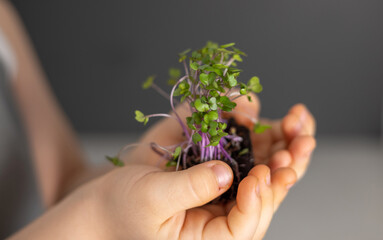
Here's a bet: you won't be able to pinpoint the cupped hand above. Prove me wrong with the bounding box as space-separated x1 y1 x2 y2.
127 93 316 211
94 160 279 240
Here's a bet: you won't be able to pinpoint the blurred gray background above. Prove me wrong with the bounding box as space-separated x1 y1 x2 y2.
10 0 383 136
9 0 383 239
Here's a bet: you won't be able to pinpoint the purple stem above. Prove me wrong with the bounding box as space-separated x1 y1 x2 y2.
151 83 173 102
170 76 191 139
220 52 224 64
146 113 175 119
200 132 205 161
150 144 171 160
176 153 181 171
182 150 187 169
183 59 189 77
219 144 240 177
230 94 247 102
223 57 235 76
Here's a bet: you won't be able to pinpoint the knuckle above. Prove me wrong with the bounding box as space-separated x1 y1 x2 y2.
186 170 215 203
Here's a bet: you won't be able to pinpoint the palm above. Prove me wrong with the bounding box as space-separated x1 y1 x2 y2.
126 95 315 239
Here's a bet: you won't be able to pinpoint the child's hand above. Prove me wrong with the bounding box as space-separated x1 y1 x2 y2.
91 161 285 240
126 93 316 212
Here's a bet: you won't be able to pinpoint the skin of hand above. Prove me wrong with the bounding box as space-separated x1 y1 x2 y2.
11 161 278 240
126 93 316 212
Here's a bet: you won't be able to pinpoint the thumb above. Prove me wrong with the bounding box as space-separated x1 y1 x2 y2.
144 160 233 218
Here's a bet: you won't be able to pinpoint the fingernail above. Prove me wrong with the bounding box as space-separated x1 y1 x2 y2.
211 164 232 188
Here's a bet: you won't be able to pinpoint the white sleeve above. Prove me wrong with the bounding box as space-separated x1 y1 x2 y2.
0 28 17 79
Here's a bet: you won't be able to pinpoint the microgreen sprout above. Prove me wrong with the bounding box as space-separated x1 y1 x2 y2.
109 42 271 178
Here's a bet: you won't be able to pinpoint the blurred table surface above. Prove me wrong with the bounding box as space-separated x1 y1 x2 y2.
80 134 383 240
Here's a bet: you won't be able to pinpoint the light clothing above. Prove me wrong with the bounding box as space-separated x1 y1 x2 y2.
0 28 17 78
0 28 42 238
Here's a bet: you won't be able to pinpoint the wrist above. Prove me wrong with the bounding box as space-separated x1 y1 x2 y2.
67 178 114 240
9 179 110 240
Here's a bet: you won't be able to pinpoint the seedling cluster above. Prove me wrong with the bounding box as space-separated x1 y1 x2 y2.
109 41 270 183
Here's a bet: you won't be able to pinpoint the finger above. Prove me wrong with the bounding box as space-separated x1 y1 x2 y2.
270 167 297 212
140 160 233 219
282 104 316 141
227 175 261 238
203 175 261 239
268 150 292 173
288 136 316 179
270 139 287 155
248 165 274 239
223 92 261 129
202 176 262 239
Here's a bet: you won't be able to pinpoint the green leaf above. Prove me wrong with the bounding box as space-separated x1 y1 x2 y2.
180 92 190 102
210 90 219 98
213 64 229 69
217 48 235 54
207 111 219 121
227 74 238 87
173 146 182 160
208 72 216 84
219 96 237 110
207 139 220 147
186 117 196 130
143 117 149 125
228 67 242 73
106 156 124 167
248 76 263 93
142 75 155 89
194 99 209 112
192 132 202 144
166 161 177 167
179 48 191 56
135 110 145 122
208 97 217 110
208 127 218 136
203 114 210 124
190 62 199 71
192 112 202 124
220 43 236 48
201 122 208 132
209 121 218 129
253 123 272 134
199 73 209 85
238 148 249 156
169 68 181 79
240 88 247 95
232 47 247 56
198 64 209 70
135 110 149 125
218 131 228 138
205 41 219 50
178 48 191 62
218 122 227 130
191 51 202 59
233 54 243 62
167 79 177 85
